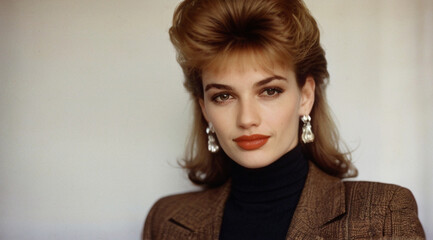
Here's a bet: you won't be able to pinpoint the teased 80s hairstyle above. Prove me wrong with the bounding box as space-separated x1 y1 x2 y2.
169 0 357 187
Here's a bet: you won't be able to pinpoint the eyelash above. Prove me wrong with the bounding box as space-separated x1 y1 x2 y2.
261 87 284 97
211 87 284 104
211 92 233 103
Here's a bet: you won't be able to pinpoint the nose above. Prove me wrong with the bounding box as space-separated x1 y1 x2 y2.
237 98 261 129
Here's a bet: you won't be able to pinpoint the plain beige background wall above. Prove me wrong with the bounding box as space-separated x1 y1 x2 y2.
1 0 432 239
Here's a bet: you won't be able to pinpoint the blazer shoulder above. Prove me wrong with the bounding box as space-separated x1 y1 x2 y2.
343 180 411 203
148 185 226 216
342 180 425 238
151 190 205 212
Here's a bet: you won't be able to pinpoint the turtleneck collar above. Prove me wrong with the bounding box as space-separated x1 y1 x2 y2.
229 144 309 205
219 144 309 239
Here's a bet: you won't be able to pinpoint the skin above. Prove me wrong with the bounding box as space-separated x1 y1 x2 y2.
199 59 316 168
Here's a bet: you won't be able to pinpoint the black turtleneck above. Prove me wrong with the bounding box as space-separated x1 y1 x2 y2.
219 144 309 240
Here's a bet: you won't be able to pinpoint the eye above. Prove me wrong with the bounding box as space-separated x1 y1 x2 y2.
261 87 283 97
212 93 233 103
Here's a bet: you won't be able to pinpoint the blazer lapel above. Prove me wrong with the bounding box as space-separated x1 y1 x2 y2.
169 181 231 239
286 162 346 239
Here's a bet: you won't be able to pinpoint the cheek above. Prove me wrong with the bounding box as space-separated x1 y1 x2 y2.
265 97 300 132
269 108 298 130
204 104 232 136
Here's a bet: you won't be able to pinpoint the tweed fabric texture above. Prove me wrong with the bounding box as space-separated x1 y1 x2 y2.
143 162 425 240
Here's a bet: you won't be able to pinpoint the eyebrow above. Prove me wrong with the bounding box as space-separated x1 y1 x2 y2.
204 75 287 92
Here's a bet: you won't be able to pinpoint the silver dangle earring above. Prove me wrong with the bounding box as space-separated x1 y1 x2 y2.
206 122 219 153
301 115 315 143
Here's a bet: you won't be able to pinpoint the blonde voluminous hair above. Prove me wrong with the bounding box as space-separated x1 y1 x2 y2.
169 0 357 188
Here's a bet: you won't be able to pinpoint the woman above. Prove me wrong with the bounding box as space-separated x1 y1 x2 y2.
143 0 425 239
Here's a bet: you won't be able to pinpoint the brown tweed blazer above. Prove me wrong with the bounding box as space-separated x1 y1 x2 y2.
143 162 425 239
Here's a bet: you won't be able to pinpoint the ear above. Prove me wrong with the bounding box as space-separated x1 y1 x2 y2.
298 76 315 116
198 98 209 122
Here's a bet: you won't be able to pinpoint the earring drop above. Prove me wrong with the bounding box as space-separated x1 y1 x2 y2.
206 122 219 153
301 115 314 143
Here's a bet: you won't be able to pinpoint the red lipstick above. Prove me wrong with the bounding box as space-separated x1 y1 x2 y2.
233 134 270 150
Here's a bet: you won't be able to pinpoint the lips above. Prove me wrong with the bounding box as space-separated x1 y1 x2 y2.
233 134 270 150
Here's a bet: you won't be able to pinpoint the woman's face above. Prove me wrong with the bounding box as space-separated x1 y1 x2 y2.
200 61 315 168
